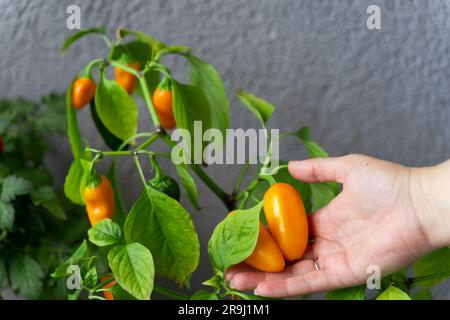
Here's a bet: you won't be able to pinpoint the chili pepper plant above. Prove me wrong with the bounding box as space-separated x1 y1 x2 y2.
52 27 450 300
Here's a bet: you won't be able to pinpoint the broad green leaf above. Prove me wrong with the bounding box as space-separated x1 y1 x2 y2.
0 201 14 230
84 265 98 289
90 100 126 151
88 218 121 247
188 54 229 136
236 90 275 125
108 243 154 300
109 282 136 300
124 187 200 284
66 78 84 159
174 164 200 209
413 247 450 288
61 27 108 53
310 183 336 212
118 28 166 54
52 240 89 278
191 290 219 300
296 127 339 195
1 175 32 202
172 81 212 162
95 78 138 142
376 285 411 300
64 158 90 205
10 255 44 299
107 160 127 227
208 202 262 271
31 186 66 219
326 285 366 300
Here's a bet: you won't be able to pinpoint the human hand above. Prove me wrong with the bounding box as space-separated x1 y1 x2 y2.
226 154 449 297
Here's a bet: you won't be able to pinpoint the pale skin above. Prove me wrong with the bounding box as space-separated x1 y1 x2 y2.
225 154 450 298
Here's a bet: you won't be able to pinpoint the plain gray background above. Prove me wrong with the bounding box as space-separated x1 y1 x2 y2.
1 0 449 299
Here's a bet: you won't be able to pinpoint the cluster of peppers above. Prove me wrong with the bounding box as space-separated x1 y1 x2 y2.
71 64 180 299
71 61 309 295
71 62 176 129
228 183 309 272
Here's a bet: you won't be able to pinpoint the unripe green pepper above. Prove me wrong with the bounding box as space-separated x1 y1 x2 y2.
149 175 180 201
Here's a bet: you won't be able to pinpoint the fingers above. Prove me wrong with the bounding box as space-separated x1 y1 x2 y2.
227 260 317 292
224 264 254 282
288 154 363 184
254 270 334 298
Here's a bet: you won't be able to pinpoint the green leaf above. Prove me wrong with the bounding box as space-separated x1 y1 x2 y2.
95 77 139 142
10 255 44 299
124 187 200 284
52 240 89 278
84 265 98 289
64 158 91 205
376 285 411 300
188 54 229 137
88 218 121 247
208 202 262 271
61 27 108 53
31 186 66 219
118 28 166 54
109 282 136 300
90 100 127 151
172 81 212 162
174 164 200 209
191 290 219 300
413 247 450 288
66 78 84 159
0 201 14 230
326 285 366 300
1 175 32 202
310 183 336 212
236 90 275 125
202 273 223 290
108 243 154 300
296 127 339 195
296 127 329 158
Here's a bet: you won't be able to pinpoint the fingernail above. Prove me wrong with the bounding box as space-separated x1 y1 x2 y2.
229 280 236 289
254 288 260 296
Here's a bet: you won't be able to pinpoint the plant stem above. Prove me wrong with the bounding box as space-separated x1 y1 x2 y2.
118 132 156 151
153 284 190 300
233 163 250 195
137 133 159 150
160 134 233 210
138 75 162 130
133 156 147 185
408 271 450 285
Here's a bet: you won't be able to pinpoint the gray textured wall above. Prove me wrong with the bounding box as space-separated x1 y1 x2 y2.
1 0 449 299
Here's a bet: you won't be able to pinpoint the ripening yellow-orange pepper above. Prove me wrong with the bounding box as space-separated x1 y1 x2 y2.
115 62 140 94
83 175 115 226
152 87 176 130
263 183 309 261
227 211 285 273
72 77 96 109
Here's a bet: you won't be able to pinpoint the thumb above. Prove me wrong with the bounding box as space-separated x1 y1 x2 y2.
288 154 363 183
